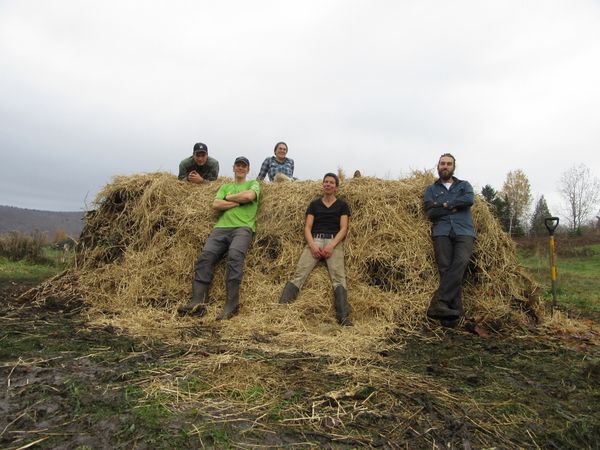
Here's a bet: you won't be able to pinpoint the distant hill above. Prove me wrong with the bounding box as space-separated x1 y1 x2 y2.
0 205 85 239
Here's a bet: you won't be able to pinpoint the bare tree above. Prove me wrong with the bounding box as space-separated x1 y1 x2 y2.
502 169 532 236
559 164 600 232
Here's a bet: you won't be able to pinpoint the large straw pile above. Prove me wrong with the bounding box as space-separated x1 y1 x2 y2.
52 171 540 359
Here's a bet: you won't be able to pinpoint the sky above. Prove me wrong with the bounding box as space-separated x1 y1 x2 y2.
1 1 599 222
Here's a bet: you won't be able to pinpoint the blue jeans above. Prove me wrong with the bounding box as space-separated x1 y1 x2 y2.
432 234 474 314
194 227 253 284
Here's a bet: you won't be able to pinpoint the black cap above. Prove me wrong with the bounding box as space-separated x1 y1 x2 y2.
193 142 208 154
234 156 250 166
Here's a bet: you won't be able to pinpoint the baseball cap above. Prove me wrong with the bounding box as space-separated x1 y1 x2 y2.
193 142 208 154
234 156 250 166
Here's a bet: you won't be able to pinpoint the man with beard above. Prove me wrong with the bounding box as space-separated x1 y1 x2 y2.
423 153 475 327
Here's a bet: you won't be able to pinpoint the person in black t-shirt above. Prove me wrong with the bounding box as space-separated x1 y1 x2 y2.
278 173 352 326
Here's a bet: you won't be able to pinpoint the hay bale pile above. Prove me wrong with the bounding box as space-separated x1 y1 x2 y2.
66 172 539 357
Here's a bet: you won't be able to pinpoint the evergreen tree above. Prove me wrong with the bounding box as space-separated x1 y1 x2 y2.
481 184 510 232
530 195 552 236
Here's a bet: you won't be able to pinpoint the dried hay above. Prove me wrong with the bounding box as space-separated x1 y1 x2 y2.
18 171 600 446
44 171 542 359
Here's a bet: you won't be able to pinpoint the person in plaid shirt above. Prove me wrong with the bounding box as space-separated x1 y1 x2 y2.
256 142 295 181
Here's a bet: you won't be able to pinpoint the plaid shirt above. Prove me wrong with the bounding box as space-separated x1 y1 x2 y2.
257 156 294 181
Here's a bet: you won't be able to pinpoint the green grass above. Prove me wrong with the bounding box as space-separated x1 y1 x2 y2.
0 249 68 285
0 256 63 283
519 243 600 314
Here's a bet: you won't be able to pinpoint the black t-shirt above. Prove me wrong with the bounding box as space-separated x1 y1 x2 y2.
306 198 351 235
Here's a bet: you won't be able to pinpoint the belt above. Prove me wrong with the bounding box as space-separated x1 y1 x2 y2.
313 233 334 239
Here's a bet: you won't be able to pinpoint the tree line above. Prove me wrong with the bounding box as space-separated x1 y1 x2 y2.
480 164 600 237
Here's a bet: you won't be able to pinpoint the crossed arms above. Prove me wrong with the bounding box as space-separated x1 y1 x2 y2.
424 183 474 219
213 189 257 211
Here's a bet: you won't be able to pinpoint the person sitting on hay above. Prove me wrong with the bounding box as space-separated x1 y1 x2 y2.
178 142 220 183
256 141 295 182
278 172 353 326
423 153 475 327
178 156 260 320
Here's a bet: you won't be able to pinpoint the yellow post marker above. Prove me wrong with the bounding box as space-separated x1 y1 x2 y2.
544 217 559 315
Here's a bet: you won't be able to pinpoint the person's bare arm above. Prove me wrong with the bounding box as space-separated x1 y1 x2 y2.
224 189 256 204
213 199 239 211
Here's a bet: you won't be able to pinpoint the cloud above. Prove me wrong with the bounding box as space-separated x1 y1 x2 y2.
1 1 599 219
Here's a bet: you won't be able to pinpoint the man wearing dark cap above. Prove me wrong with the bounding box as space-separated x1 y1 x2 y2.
178 142 220 183
423 153 476 327
178 156 260 320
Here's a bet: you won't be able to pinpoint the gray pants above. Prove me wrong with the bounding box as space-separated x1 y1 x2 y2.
194 227 253 284
432 234 474 314
290 238 347 290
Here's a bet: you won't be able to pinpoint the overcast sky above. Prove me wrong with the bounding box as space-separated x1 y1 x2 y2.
1 1 599 221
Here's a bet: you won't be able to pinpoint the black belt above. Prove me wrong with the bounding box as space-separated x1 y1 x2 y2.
313 233 334 239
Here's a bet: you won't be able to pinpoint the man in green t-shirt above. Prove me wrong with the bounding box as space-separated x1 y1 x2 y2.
178 142 220 183
178 156 260 320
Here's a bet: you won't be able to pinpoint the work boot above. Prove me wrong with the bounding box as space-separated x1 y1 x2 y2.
440 317 462 328
448 296 464 317
177 281 209 317
334 285 353 326
426 297 460 320
278 282 300 304
216 280 240 321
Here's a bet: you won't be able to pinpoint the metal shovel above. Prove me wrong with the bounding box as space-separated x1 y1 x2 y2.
544 217 559 315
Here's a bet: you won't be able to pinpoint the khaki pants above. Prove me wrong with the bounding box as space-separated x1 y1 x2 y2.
290 238 346 290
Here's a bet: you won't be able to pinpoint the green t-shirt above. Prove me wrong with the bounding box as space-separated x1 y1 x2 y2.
214 180 261 232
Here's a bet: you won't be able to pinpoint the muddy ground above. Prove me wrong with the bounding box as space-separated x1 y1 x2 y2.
1 281 599 449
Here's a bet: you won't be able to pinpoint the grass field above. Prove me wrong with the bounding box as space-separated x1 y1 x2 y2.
518 242 600 315
0 255 65 284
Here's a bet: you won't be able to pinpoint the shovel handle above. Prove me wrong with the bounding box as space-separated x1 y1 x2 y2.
544 217 559 235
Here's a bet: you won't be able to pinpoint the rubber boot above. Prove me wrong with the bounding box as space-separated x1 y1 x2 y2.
426 296 460 320
440 317 462 328
334 285 353 326
278 282 299 304
217 280 240 321
177 281 209 317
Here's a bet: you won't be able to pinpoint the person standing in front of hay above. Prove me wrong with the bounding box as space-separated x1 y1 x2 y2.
178 156 260 320
178 142 220 183
423 153 476 326
256 141 295 182
278 173 353 326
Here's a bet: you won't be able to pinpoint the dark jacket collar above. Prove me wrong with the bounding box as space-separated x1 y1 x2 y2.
435 176 461 185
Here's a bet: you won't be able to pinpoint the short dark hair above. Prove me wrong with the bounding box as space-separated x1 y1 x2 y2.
438 153 456 165
273 141 288 153
323 172 339 186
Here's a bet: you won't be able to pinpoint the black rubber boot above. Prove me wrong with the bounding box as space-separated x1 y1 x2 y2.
217 280 240 321
440 317 462 328
426 297 460 320
177 281 209 317
278 282 300 304
334 285 353 326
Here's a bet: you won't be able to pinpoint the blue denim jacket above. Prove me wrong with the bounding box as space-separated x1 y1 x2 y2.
423 177 476 237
